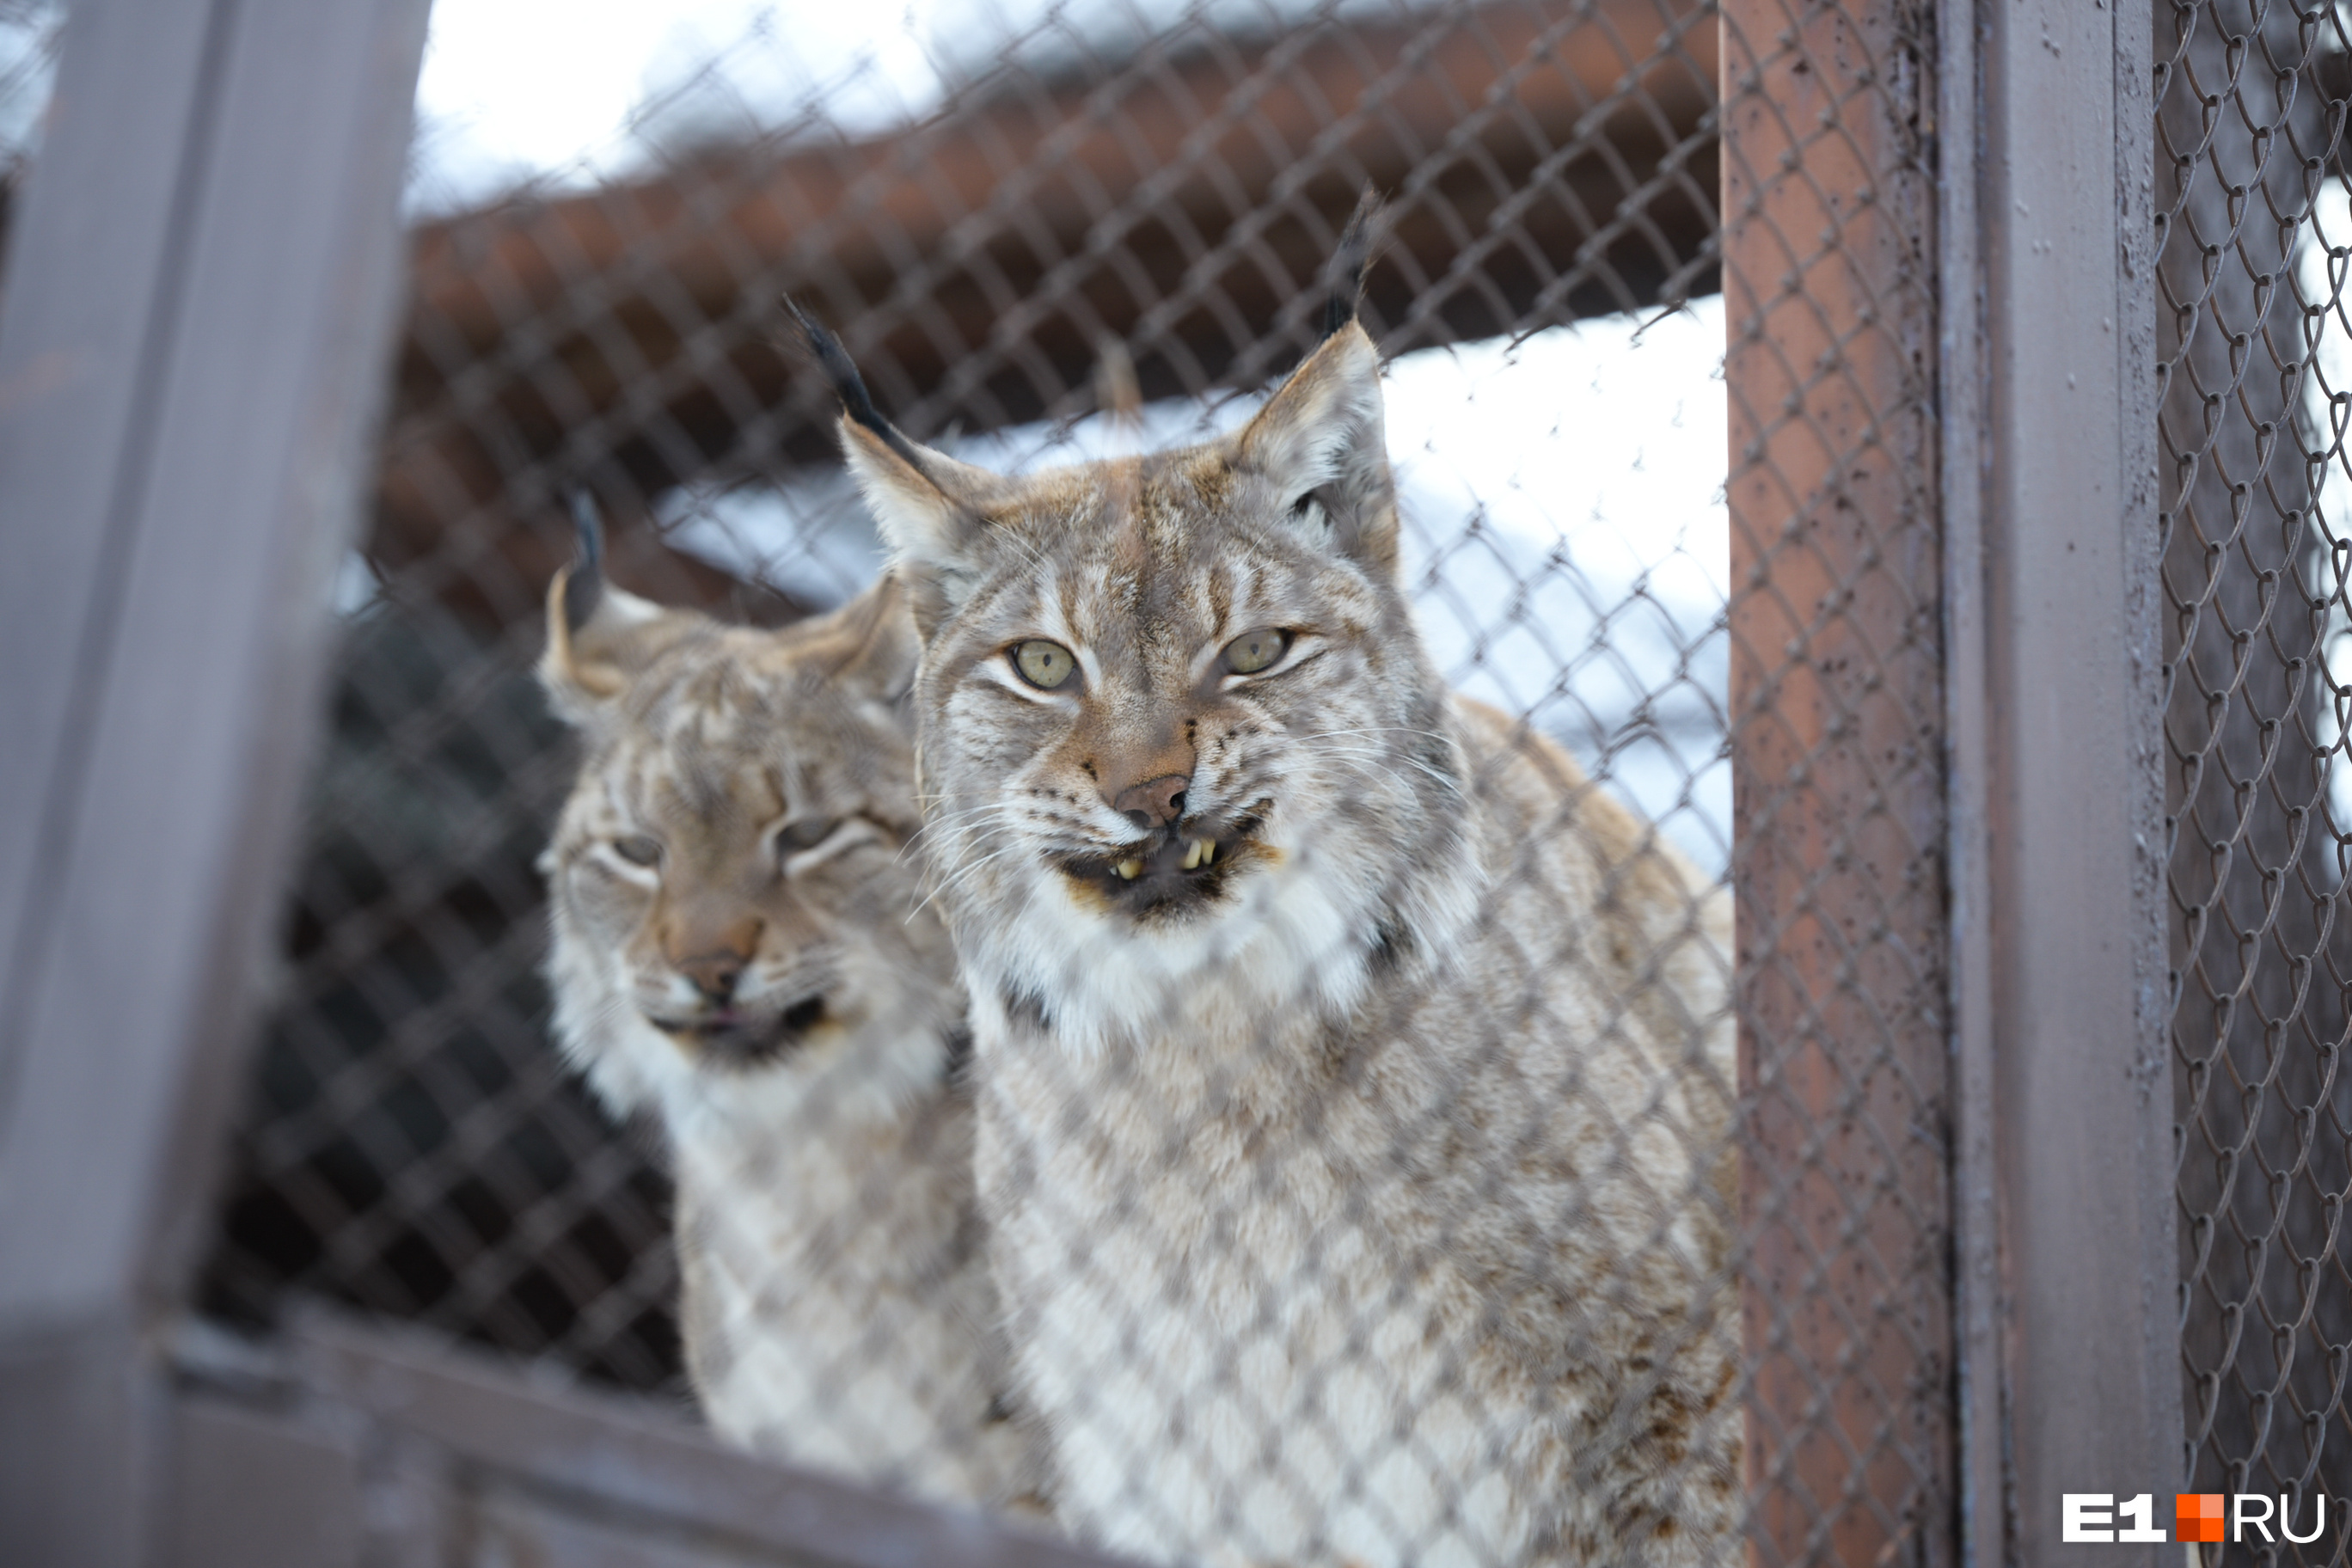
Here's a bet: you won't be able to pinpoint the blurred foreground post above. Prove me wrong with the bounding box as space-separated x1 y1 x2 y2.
0 0 431 1560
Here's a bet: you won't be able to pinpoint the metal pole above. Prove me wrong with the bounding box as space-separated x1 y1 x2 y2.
1961 1 2178 1562
1722 1 1955 1561
0 0 431 1559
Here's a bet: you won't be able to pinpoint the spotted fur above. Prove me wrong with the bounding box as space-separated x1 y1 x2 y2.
824 311 1741 1565
538 567 1030 1507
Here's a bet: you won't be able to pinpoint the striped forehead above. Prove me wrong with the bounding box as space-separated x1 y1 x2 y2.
1005 454 1265 632
609 725 783 830
603 662 791 827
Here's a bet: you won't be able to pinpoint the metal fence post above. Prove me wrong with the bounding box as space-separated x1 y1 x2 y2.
1722 2 1954 1562
0 0 430 1559
1951 1 2178 1561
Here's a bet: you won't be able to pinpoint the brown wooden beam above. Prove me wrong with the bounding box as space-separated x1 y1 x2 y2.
370 0 1718 626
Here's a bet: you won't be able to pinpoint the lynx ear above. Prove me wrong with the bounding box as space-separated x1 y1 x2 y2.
1235 320 1398 573
815 568 924 704
787 298 1004 638
837 419 999 568
540 494 708 723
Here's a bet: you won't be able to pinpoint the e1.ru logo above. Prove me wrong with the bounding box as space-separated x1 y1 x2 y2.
2061 1491 2329 1544
2175 1494 2224 1544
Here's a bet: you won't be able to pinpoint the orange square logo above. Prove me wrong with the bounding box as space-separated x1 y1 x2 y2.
2177 1493 2225 1543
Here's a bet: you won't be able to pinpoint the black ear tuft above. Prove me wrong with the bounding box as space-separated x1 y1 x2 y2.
782 296 937 475
1320 186 1384 341
564 490 605 634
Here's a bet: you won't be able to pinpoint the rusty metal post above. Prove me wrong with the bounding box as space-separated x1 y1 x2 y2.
1729 0 2175 1563
1721 2 1953 1565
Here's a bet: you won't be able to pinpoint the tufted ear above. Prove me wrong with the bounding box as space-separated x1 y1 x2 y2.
1233 193 1396 573
539 493 710 724
785 298 1009 640
810 567 924 706
837 420 1016 637
1234 320 1397 574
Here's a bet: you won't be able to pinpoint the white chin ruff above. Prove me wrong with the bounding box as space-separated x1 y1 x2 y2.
553 952 949 1140
978 834 1378 1055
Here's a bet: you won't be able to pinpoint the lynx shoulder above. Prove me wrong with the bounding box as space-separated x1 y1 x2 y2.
537 548 1027 1509
799 251 1737 1565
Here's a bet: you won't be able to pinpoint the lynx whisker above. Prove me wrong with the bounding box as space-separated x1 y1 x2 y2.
911 829 1036 920
1303 741 1466 799
1293 722 1455 747
898 801 1025 865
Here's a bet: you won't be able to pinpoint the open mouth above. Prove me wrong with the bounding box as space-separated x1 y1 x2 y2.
651 994 828 1067
1057 805 1269 916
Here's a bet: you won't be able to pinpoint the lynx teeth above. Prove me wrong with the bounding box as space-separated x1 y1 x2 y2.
1114 858 1144 880
1182 837 1216 870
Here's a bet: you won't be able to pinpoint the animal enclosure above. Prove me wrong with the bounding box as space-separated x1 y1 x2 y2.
0 0 2337 1565
207 0 1736 1405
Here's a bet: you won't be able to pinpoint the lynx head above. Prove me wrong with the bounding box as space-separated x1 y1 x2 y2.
538 542 960 1132
796 237 1479 1052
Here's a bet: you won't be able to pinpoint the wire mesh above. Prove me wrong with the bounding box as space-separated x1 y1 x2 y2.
1720 2 1947 1565
2159 3 2352 1554
191 0 1954 1560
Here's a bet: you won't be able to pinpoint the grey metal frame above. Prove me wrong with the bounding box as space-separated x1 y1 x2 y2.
0 0 435 1558
1945 1 2179 1562
164 1305 1113 1568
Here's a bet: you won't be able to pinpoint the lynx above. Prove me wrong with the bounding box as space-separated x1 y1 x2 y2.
538 525 1027 1508
793 223 1739 1568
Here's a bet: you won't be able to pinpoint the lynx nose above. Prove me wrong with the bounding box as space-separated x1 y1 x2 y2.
1112 773 1191 830
677 951 746 1002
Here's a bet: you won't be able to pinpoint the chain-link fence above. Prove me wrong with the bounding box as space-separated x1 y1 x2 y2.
1721 3 1948 1562
2159 3 2352 1555
176 0 1955 1561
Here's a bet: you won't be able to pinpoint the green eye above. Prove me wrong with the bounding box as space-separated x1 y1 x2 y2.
1012 640 1077 689
612 834 662 867
1221 628 1291 676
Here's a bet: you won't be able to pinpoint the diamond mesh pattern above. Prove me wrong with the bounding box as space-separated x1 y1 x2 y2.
193 0 1957 1561
1721 2 1947 1564
2159 3 2352 1551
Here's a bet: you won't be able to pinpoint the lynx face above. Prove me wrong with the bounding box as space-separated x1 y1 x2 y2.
841 324 1478 1049
540 573 959 1126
